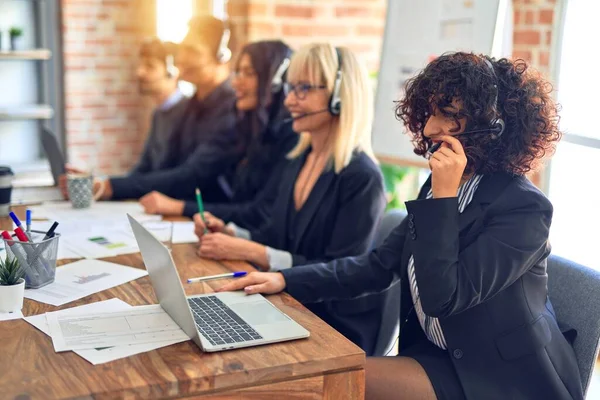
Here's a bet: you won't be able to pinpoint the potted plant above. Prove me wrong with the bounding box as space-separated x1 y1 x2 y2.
0 256 26 313
9 27 23 51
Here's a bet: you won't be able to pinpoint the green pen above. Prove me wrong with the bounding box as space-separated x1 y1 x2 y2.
195 188 209 234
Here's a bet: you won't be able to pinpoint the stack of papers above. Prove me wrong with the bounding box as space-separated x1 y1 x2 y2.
25 259 148 306
24 202 163 260
24 298 189 365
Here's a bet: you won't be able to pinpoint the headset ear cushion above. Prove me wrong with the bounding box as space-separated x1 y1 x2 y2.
217 48 232 64
491 119 505 138
330 100 341 116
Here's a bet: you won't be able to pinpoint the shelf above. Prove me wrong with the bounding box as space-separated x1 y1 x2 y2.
0 105 54 120
0 49 51 60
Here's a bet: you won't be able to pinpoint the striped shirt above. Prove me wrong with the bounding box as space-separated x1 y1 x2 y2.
408 174 483 349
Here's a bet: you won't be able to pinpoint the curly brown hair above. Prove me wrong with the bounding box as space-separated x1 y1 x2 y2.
395 52 561 175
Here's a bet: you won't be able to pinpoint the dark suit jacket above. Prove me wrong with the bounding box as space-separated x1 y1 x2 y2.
281 172 583 399
110 80 238 202
183 121 299 220
130 96 189 175
231 150 388 353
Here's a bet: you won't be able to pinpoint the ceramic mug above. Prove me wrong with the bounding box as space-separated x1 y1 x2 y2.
66 173 104 209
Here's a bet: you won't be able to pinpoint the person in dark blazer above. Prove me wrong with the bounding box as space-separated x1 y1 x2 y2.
139 40 298 221
217 53 584 400
193 44 387 354
60 16 238 204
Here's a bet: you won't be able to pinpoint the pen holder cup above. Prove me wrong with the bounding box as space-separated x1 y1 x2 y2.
2 230 60 289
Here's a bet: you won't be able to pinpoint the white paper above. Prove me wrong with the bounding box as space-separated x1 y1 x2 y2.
172 222 197 244
29 201 161 226
59 228 140 259
24 298 186 365
0 310 23 321
24 259 148 306
46 304 189 352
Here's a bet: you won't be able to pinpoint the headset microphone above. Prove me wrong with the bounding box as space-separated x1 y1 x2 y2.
424 123 506 160
283 109 330 124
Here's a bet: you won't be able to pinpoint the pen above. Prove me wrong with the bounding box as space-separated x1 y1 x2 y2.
9 211 33 242
1 231 33 279
26 221 60 272
187 271 247 283
195 188 209 234
26 209 32 235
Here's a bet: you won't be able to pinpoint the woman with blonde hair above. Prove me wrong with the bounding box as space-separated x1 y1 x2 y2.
193 43 387 354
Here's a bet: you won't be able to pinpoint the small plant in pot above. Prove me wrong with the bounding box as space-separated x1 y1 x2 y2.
9 27 23 51
0 256 26 313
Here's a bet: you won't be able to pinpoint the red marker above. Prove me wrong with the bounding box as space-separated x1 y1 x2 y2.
14 227 29 243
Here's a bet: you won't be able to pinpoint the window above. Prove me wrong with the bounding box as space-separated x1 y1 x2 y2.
156 0 194 43
548 1 600 269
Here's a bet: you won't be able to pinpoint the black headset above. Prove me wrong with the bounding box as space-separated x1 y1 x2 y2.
271 50 292 93
328 47 343 116
482 57 505 138
216 20 232 64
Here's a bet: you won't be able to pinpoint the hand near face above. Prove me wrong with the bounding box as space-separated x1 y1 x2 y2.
429 135 467 199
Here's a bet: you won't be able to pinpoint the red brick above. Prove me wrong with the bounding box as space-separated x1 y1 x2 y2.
539 9 554 24
539 51 550 67
275 5 314 18
512 50 532 62
357 24 385 37
227 1 248 18
335 6 371 18
524 10 535 25
248 2 268 16
514 10 522 25
513 30 541 45
282 24 351 37
249 22 277 37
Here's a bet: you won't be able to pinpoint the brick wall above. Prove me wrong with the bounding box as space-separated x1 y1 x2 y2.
61 0 557 175
62 0 156 175
227 0 387 72
512 0 557 76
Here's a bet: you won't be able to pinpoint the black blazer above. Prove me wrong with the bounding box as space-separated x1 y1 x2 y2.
183 121 298 219
234 150 388 353
281 172 583 399
110 81 238 202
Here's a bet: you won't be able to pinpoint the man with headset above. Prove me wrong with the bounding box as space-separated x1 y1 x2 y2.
132 38 187 174
60 16 238 203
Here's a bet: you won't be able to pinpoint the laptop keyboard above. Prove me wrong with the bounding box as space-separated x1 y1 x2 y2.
187 296 263 346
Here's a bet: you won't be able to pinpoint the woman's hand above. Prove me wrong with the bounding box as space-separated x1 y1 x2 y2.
197 232 250 260
140 191 184 216
197 233 270 270
193 212 232 239
429 135 468 199
217 271 287 295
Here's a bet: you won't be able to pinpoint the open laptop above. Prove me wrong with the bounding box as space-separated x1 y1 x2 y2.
11 129 65 204
128 214 310 352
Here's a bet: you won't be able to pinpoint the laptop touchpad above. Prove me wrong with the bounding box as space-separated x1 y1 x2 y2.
229 301 290 326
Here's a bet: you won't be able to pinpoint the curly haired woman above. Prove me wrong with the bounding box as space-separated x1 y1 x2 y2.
216 52 583 400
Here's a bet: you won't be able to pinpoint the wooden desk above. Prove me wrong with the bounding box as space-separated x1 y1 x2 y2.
0 212 365 399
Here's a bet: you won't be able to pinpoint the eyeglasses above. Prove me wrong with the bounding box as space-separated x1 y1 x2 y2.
283 82 326 100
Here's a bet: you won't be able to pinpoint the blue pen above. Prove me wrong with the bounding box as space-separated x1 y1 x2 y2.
26 209 32 235
187 271 247 283
9 211 33 241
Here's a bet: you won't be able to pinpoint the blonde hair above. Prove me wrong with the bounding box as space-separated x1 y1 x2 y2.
286 43 376 173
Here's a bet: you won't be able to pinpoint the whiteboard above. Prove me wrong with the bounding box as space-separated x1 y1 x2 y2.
372 0 513 166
